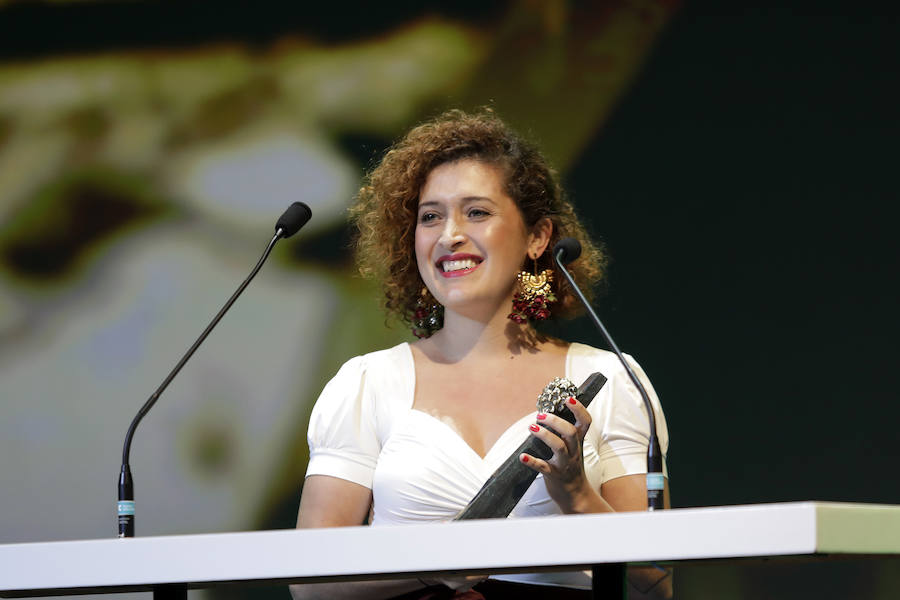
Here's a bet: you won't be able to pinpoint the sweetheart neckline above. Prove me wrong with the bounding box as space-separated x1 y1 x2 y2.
407 408 536 462
401 341 575 462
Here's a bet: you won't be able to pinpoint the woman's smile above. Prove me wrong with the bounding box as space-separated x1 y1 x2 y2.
437 253 483 277
415 159 533 315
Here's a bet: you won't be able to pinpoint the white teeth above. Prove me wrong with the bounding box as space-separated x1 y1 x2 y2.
441 259 477 272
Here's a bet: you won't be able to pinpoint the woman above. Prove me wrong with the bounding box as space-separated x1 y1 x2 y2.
291 110 671 599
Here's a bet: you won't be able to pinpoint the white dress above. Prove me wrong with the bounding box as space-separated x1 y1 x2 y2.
306 341 669 588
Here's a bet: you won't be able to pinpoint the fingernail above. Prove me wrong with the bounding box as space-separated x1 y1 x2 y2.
529 424 540 432
568 397 577 405
521 455 530 463
536 413 547 420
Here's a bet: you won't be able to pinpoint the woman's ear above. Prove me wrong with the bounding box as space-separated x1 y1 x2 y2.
528 217 554 258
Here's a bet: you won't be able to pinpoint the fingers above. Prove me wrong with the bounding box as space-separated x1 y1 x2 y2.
519 452 551 475
562 396 593 436
520 396 592 474
536 397 592 455
531 419 569 452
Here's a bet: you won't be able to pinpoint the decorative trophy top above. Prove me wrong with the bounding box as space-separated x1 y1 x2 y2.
535 377 579 414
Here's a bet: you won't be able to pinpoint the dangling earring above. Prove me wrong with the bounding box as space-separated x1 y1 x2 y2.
411 287 444 338
508 257 556 324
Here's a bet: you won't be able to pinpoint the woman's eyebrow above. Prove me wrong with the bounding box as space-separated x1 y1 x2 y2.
417 196 496 210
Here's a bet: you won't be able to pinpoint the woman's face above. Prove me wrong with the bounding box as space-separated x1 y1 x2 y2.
415 159 541 319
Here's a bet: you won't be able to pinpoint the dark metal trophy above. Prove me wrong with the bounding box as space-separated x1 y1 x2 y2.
455 372 607 521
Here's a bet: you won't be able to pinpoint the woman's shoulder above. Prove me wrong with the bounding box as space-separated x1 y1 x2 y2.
565 342 649 384
567 341 622 369
323 342 414 405
335 342 411 373
362 341 411 364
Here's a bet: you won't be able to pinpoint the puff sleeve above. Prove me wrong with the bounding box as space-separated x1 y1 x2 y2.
573 346 669 486
305 355 381 489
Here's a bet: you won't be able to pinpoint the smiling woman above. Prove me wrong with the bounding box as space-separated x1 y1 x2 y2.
350 109 606 334
414 159 542 320
291 110 672 600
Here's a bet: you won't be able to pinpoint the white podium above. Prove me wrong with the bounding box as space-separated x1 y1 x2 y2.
2 502 899 598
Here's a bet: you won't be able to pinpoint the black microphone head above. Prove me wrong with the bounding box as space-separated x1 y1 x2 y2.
553 237 582 265
275 202 312 238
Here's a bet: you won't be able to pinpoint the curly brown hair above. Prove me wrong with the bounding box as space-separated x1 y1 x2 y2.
349 109 607 333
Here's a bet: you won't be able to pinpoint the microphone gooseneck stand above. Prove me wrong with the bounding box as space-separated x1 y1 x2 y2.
553 237 667 600
553 238 665 512
118 202 311 541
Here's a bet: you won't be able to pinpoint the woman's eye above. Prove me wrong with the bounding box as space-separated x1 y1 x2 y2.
419 212 439 223
468 208 490 218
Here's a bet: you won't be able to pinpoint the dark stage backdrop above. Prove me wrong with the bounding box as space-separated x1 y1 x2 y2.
567 3 900 510
556 4 900 597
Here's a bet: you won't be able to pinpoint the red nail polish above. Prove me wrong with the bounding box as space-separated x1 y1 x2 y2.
529 424 540 432
536 413 547 420
522 455 530 463
568 397 577 405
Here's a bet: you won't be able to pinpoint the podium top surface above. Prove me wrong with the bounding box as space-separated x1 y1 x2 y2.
1 501 899 597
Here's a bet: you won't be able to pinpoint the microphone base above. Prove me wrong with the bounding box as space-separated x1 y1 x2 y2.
118 464 135 538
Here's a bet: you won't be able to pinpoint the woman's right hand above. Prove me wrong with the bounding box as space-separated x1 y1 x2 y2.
292 475 487 600
293 475 420 600
421 575 486 593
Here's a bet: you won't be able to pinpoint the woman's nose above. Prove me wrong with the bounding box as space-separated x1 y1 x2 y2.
439 218 466 248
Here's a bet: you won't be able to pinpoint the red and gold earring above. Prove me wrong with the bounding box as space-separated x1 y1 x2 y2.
508 256 555 324
411 287 444 338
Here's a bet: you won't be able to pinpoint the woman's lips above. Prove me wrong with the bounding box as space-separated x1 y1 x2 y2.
436 254 482 278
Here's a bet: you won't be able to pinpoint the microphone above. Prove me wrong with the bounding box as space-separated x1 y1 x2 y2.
554 237 581 264
275 201 312 238
553 237 665 511
117 202 312 538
